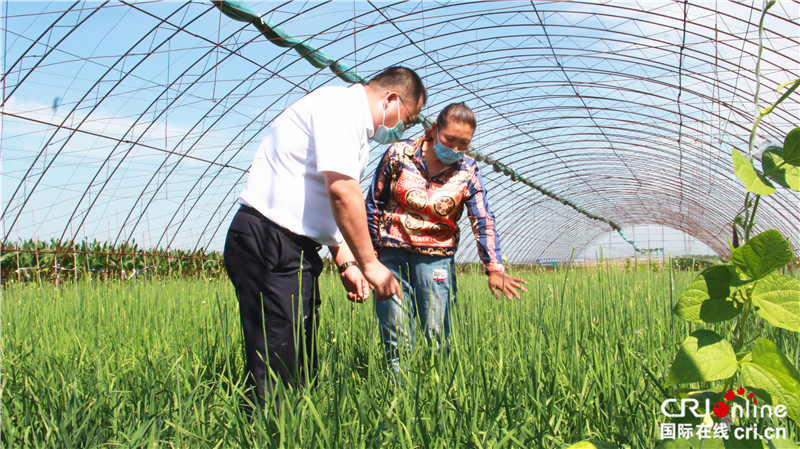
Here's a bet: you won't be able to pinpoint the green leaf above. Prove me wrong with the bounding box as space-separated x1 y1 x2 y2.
655 439 706 448
0 251 16 263
655 436 762 448
732 148 776 195
752 273 800 332
783 127 800 166
666 330 737 386
765 438 800 449
730 230 793 280
763 148 800 191
725 437 766 449
655 436 727 448
673 265 741 323
565 441 618 449
739 338 800 425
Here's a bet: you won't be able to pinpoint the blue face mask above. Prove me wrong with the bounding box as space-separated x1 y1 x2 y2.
434 130 465 165
371 99 405 145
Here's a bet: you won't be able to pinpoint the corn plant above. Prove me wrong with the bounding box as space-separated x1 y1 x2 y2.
1 239 227 282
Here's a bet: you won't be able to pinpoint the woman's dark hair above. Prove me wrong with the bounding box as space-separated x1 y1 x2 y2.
437 102 476 131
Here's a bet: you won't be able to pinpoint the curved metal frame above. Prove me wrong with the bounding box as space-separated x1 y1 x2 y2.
2 1 798 260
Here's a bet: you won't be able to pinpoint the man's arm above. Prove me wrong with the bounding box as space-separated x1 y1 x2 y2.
324 172 401 300
329 243 369 302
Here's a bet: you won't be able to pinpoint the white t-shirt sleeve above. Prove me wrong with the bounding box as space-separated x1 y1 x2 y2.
312 100 363 180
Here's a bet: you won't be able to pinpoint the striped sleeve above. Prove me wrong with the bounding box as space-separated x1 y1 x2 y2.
366 144 397 244
465 165 504 272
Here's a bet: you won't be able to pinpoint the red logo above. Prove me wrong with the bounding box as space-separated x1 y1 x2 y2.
713 387 758 418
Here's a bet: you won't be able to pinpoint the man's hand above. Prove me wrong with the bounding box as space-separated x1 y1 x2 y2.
340 265 370 302
488 270 527 299
361 259 401 301
324 171 401 301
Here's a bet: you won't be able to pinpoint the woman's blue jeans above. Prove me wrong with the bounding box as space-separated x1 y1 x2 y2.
374 248 457 374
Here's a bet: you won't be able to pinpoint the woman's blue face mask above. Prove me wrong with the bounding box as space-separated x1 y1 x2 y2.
434 129 465 164
372 99 405 145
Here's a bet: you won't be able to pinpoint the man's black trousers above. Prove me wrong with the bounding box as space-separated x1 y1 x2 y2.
224 206 323 408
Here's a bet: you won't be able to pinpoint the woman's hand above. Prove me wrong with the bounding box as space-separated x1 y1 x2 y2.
487 270 527 299
360 259 401 301
340 265 371 302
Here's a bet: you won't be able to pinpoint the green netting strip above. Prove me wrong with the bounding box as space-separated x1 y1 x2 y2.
214 0 362 83
213 0 662 255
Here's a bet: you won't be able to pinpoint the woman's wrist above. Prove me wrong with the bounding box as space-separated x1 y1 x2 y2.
485 263 504 275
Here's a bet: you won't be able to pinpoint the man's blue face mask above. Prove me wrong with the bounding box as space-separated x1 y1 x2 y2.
372 97 405 145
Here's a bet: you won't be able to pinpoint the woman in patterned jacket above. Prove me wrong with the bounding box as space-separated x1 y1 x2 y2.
365 102 526 374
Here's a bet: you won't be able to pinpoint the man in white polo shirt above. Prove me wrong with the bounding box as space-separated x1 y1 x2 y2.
224 66 427 407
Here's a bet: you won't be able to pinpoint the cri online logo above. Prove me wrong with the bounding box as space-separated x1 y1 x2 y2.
661 387 788 419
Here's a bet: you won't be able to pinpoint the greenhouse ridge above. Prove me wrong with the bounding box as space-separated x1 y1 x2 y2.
213 0 660 255
2 1 798 261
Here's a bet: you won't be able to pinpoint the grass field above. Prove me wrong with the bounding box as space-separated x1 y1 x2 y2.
3 266 799 448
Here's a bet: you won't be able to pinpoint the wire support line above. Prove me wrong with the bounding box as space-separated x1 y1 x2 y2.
1 111 247 173
210 0 678 254
368 1 657 253
677 0 688 231
530 2 643 215
5 1 797 257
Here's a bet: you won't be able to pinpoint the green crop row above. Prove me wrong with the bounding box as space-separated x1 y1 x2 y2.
1 239 226 283
3 268 798 448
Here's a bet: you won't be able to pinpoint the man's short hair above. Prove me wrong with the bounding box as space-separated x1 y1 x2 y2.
368 66 427 108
